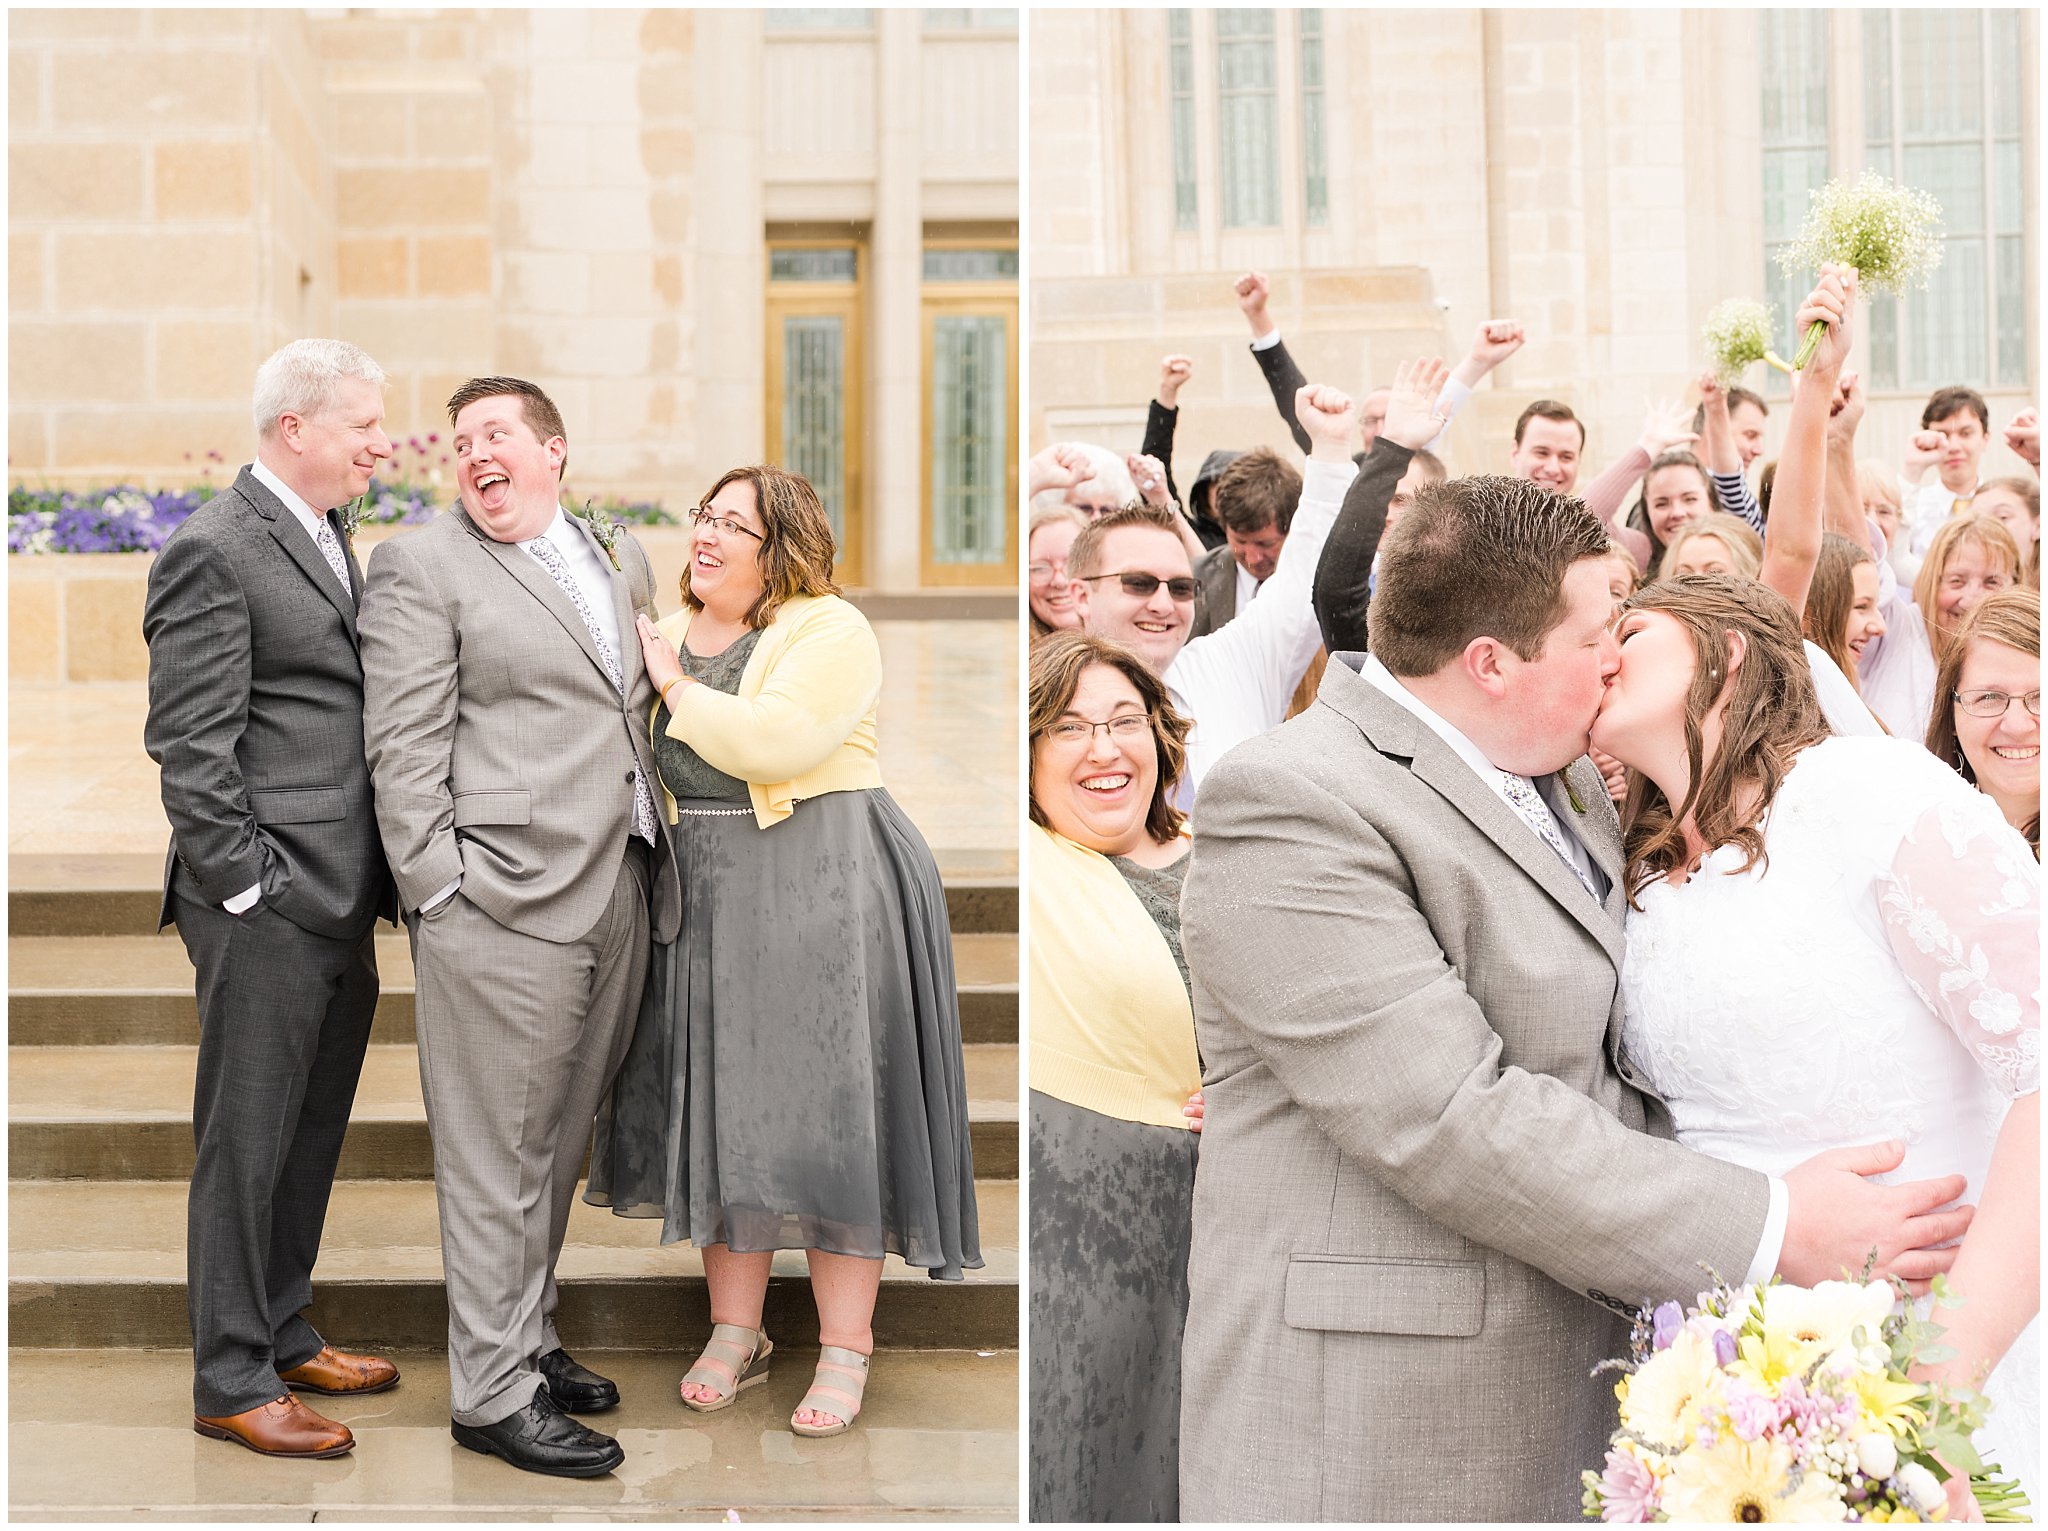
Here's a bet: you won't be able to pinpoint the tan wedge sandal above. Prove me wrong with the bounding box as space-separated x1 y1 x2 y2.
679 1323 772 1412
790 1345 870 1438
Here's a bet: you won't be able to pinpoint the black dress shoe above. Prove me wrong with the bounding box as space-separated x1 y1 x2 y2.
450 1392 624 1478
537 1347 621 1413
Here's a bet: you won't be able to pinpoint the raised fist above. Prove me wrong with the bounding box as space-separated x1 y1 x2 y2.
2004 407 2039 469
1157 354 1193 408
1295 383 1358 460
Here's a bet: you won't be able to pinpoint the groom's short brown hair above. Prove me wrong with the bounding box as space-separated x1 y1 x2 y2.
1368 474 1609 677
445 376 569 479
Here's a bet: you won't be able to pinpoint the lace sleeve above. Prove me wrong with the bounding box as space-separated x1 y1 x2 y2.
1878 793 2041 1098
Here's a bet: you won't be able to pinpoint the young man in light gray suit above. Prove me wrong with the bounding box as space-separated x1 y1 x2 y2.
359 377 680 1478
1177 430 1977 1520
145 339 403 1460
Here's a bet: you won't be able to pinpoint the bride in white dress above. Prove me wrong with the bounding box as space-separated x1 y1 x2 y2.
1593 269 2038 1517
1596 573 2039 1512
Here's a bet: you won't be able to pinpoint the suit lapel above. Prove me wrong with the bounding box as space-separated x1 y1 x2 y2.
238 468 360 645
456 508 614 684
1321 658 1625 968
565 510 639 678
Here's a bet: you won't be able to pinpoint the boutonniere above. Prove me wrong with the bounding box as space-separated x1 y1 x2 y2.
569 498 623 572
1564 775 1587 815
338 493 369 541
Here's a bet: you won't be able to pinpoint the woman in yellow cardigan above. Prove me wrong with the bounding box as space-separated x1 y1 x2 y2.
586 464 980 1438
1027 630 1202 1522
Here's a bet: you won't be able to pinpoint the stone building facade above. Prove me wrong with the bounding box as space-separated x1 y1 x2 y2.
1030 8 2038 490
11 8 1019 592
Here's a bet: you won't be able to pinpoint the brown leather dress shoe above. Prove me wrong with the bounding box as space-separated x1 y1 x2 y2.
193 1394 355 1458
277 1344 401 1396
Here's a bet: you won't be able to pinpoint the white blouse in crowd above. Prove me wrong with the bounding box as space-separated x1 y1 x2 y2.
1855 530 1940 742
1166 456 1353 806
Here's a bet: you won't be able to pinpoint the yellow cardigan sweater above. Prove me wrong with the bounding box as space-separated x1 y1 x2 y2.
650 593 884 828
1028 822 1200 1130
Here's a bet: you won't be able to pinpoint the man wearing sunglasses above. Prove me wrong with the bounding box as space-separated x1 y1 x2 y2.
1067 383 1359 801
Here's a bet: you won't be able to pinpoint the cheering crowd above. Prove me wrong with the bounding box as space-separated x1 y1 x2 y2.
1025 269 2040 1521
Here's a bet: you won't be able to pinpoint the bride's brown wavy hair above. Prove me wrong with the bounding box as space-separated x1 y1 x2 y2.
1618 575 1831 905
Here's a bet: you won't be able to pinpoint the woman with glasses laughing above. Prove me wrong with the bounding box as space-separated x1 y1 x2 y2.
1027 629 1203 1522
1926 587 2041 855
588 464 981 1438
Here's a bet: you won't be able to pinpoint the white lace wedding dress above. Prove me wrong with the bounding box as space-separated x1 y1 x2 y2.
1620 734 2039 1503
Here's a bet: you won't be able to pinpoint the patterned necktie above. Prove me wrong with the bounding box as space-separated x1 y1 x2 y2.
1499 771 1598 899
527 535 660 846
313 515 353 598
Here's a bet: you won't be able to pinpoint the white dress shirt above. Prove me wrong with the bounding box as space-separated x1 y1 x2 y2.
1904 476 1984 557
1354 652 1789 1286
222 462 346 915
1168 457 1353 803
1233 559 1259 615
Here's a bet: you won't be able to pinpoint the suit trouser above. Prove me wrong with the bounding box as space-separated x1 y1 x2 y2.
172 880 380 1417
411 844 651 1427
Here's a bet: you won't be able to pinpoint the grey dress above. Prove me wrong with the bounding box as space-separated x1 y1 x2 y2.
586 627 981 1280
1028 848 1196 1524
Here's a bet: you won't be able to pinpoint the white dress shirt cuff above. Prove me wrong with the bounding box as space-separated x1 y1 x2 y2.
1249 328 1283 352
1421 376 1474 455
223 882 261 915
1744 1174 1790 1287
423 875 461 914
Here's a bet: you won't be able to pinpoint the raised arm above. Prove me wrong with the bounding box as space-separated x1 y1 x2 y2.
1237 270 1314 456
1581 403 1695 569
1129 450 1206 562
1313 356 1448 653
1760 265 1856 617
1142 354 1191 509
1822 369 1868 542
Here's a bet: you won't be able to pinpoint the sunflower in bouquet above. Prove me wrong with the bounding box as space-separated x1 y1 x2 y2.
1581 1273 2028 1523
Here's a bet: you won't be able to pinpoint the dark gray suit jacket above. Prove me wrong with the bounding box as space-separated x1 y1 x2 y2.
1187 543 1241 641
143 466 395 941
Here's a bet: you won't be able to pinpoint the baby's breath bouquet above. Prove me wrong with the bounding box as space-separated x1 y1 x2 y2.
1777 172 1944 369
1581 1273 2028 1523
1702 300 1784 382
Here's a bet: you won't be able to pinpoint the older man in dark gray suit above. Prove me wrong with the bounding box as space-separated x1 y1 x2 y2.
145 339 402 1460
1178 464 1978 1520
361 376 680 1479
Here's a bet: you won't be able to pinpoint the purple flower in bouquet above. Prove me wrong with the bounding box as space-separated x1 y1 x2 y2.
1720 1381 1782 1442
1652 1301 1684 1351
1712 1328 1738 1367
1595 1449 1659 1524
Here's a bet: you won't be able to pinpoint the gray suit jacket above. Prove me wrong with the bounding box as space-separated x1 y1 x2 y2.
1187 542 1241 641
358 507 680 945
1177 653 1769 1522
143 466 395 940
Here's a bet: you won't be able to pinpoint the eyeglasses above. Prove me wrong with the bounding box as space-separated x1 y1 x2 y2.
1043 712 1153 747
1078 571 1199 603
688 506 764 542
1954 688 2042 719
1028 561 1067 582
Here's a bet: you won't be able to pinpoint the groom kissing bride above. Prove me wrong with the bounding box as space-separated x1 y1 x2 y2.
1175 296 2034 1518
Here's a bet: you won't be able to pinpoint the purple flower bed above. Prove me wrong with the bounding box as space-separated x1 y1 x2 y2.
10 471 673 554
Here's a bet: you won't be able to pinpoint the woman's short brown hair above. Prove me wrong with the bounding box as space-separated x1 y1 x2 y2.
1368 474 1610 677
1028 630 1190 845
683 465 842 629
1924 586 2040 803
1912 513 2022 661
1616 575 1831 903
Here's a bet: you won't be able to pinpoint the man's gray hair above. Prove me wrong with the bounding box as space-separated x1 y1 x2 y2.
252 339 387 439
1029 442 1138 515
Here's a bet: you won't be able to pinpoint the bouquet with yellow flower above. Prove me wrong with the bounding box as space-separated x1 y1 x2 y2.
1776 171 1944 370
1581 1273 2028 1523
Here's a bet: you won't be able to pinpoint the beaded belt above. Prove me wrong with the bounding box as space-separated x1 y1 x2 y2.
674 804 754 817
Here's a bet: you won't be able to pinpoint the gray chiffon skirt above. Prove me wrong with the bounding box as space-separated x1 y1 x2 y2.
1028 1088 1197 1523
586 789 981 1280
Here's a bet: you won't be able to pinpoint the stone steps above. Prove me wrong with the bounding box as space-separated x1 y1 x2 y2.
8 1346 1018 1519
9 1041 1020 1182
7 850 1020 938
9 1178 1018 1351
8 928 1018 1045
